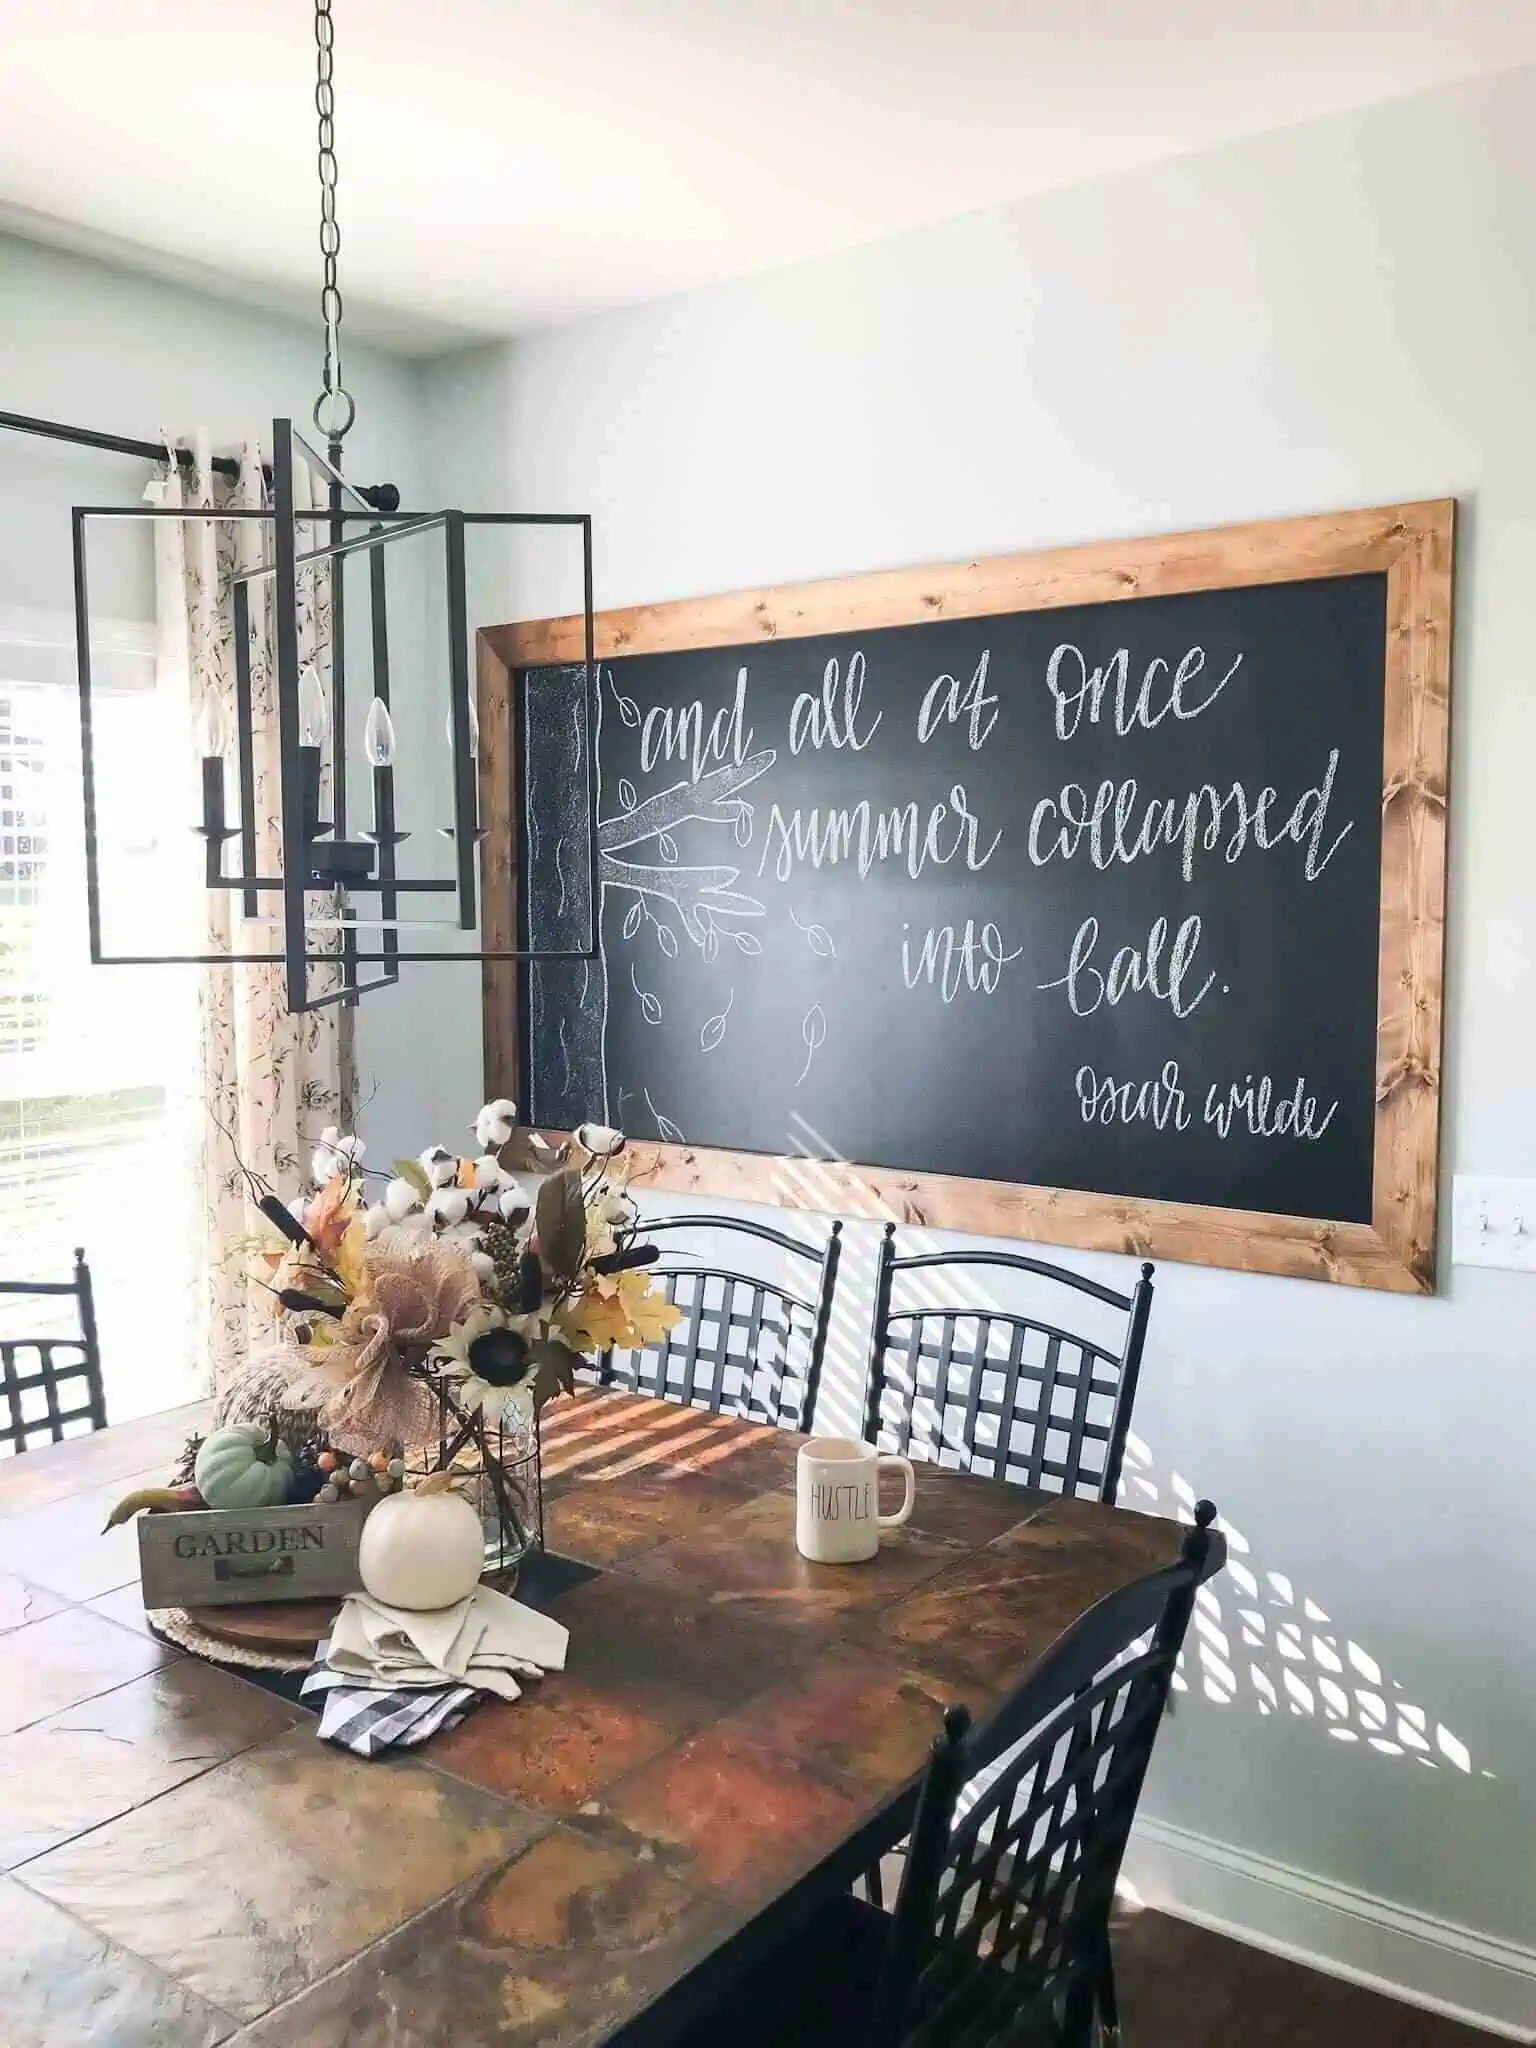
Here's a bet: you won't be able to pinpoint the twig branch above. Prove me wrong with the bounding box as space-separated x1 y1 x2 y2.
600 856 765 945
598 751 775 853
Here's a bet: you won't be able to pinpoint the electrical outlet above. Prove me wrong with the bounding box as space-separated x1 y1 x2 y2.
1451 1175 1536 1272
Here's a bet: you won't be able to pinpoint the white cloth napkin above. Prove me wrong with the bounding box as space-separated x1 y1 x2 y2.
325 1584 569 1703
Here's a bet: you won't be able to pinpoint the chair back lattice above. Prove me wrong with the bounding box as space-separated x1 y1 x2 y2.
0 1248 106 1455
874 1505 1226 2048
598 1215 841 1433
865 1226 1153 1504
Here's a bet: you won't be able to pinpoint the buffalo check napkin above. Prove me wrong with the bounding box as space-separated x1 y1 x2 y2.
302 1655 479 1755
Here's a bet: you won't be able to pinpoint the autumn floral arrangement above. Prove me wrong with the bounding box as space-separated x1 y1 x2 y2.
258 1101 680 1454
108 1104 680 1556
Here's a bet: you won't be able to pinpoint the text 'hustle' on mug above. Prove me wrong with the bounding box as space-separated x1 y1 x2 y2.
796 1436 916 1564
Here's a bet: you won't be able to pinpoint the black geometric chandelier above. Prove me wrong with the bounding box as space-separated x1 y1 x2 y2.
66 0 596 1013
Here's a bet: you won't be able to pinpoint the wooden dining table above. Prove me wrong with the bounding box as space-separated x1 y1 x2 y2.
0 1388 1177 2047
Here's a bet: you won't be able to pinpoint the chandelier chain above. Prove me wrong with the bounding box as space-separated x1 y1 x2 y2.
313 0 354 440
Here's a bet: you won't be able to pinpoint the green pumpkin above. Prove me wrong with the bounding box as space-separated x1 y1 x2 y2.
194 1421 296 1510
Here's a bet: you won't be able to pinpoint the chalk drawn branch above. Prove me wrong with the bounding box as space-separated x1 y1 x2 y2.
599 751 776 957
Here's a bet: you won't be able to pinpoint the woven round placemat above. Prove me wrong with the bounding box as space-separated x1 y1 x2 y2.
147 1607 322 1672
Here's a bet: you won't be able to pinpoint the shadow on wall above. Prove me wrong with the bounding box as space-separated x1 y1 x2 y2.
718 1109 1486 1787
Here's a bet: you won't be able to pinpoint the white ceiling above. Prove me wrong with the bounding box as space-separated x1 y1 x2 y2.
2 0 1535 353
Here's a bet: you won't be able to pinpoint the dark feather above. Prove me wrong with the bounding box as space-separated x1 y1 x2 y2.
588 1242 661 1275
276 1288 344 1319
513 1248 545 1313
258 1192 319 1252
535 1167 587 1282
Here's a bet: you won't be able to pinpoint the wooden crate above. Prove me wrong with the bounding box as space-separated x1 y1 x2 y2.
137 1498 373 1609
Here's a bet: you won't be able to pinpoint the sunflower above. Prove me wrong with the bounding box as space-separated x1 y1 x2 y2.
430 1302 542 1426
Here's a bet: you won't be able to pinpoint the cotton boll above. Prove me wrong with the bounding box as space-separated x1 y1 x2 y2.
363 1203 390 1240
383 1176 422 1222
426 1187 472 1228
470 1250 496 1282
600 1191 634 1226
310 1146 338 1185
472 1154 505 1191
500 1182 537 1221
474 1098 518 1150
420 1146 459 1189
387 1211 432 1245
287 1194 312 1227
331 1133 365 1167
576 1122 624 1158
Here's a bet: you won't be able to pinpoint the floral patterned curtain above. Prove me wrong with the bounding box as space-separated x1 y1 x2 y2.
146 433 353 1391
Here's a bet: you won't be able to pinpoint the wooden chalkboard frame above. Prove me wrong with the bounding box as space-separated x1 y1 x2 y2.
479 500 1453 1294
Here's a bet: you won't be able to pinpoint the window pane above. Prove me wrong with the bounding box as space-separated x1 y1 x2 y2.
0 681 202 1438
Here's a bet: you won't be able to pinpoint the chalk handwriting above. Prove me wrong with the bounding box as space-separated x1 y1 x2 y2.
1039 913 1215 1020
789 651 882 755
1204 1073 1339 1142
918 651 999 750
1027 749 1352 883
902 920 1023 1001
757 785 1002 883
1075 1060 1194 1132
641 667 754 782
1046 643 1242 740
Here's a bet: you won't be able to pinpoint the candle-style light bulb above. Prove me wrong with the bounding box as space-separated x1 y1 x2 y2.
445 694 479 761
298 663 330 749
364 696 397 768
194 688 229 760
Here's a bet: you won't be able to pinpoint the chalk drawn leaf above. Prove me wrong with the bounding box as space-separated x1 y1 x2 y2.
608 674 641 729
656 922 679 960
797 1003 827 1086
733 801 753 848
700 989 734 1054
789 904 837 958
618 776 638 812
621 902 642 940
657 831 679 865
631 963 662 1025
703 926 719 963
733 930 763 956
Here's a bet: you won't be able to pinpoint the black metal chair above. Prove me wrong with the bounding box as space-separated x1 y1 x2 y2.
674 1502 1224 2048
596 1213 842 1433
0 1247 106 1454
865 1225 1154 1504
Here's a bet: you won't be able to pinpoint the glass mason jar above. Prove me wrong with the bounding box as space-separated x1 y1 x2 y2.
411 1371 544 1575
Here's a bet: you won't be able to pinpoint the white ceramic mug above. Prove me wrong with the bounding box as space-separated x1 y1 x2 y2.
796 1436 916 1564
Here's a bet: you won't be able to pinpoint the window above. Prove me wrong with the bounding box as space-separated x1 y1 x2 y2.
0 648 202 1437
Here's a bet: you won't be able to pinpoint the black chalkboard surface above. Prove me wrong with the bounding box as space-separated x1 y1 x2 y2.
489 502 1451 1292
519 573 1387 1225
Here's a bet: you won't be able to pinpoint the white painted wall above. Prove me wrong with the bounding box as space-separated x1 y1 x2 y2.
0 232 476 1159
458 65 1536 2027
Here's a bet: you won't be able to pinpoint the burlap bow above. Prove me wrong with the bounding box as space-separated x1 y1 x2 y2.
279 1229 482 1450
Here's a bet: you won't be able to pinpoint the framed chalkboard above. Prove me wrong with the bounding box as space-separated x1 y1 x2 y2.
480 502 1452 1294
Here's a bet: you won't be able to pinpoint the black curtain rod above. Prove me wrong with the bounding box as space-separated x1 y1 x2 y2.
0 407 245 479
0 408 400 510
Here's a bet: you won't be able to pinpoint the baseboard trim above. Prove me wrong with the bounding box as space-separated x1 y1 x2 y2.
1122 1816 1536 2042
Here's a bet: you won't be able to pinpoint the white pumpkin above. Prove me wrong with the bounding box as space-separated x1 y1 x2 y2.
358 1478 484 1611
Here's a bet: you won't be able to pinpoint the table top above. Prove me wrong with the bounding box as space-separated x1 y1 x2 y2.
0 1390 1176 2048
